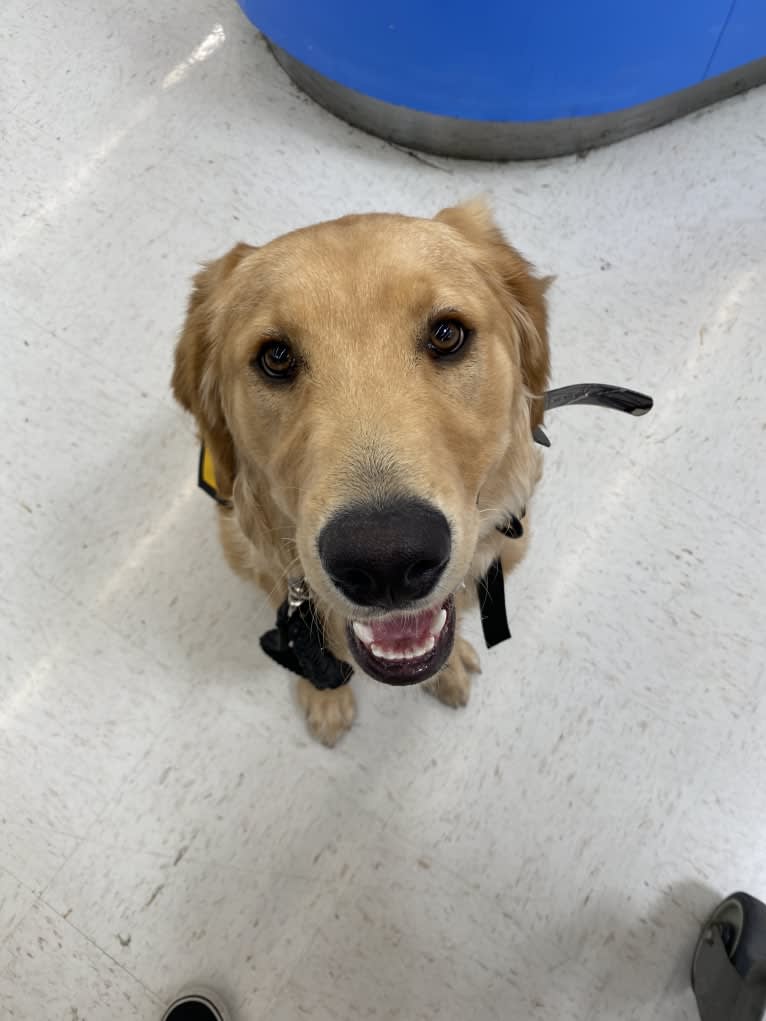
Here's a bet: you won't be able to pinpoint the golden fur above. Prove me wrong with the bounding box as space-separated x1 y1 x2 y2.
172 200 550 745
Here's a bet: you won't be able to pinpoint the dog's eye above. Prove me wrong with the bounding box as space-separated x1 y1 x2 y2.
428 319 466 357
257 341 297 380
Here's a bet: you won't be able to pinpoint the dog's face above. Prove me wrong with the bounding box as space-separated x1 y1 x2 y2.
173 202 549 685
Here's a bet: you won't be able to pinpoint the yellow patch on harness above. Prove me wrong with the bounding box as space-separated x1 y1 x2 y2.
197 444 228 504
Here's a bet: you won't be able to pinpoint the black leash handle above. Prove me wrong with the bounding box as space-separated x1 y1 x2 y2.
543 384 653 416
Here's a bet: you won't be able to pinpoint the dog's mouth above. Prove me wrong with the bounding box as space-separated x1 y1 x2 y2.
345 596 456 686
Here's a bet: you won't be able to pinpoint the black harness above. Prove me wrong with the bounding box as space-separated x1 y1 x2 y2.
260 588 353 691
200 383 653 690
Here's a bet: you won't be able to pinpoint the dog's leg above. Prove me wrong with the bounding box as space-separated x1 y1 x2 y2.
297 680 356 747
424 635 481 708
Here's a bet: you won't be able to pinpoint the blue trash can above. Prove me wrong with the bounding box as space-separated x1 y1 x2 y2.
238 0 766 158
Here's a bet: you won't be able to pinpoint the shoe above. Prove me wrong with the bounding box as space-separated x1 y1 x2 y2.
161 987 231 1021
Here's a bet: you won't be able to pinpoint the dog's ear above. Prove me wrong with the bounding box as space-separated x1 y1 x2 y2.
172 243 254 497
435 200 551 427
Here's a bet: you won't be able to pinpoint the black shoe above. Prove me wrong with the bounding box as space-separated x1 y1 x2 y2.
161 987 230 1021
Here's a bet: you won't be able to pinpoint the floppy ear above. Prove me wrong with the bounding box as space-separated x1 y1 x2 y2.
435 200 551 427
171 243 254 498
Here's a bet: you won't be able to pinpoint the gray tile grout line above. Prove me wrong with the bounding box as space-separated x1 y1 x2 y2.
37 894 165 1006
0 863 45 956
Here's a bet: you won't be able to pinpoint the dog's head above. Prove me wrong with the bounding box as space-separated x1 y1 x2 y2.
173 201 549 684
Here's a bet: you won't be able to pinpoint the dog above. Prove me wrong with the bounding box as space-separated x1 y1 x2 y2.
172 200 550 746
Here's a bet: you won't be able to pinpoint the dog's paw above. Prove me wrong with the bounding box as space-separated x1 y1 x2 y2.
424 637 481 708
297 679 356 747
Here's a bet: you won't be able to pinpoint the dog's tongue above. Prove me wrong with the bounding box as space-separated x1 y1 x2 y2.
367 607 438 644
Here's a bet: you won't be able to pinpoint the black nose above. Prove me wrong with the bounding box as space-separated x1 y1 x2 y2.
318 499 451 609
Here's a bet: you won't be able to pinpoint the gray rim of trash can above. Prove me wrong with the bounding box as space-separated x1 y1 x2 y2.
268 43 766 161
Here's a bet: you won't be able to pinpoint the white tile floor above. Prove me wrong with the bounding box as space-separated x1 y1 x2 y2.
2 1 765 1018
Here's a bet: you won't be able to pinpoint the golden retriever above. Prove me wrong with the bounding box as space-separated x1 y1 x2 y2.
172 200 550 745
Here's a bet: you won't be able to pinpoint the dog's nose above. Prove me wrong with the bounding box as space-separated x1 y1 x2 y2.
318 499 451 609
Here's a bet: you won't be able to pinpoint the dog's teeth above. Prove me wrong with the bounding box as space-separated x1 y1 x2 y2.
429 609 447 637
370 634 437 663
412 636 436 659
352 621 374 646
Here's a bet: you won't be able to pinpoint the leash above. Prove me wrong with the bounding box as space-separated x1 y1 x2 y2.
197 382 653 686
